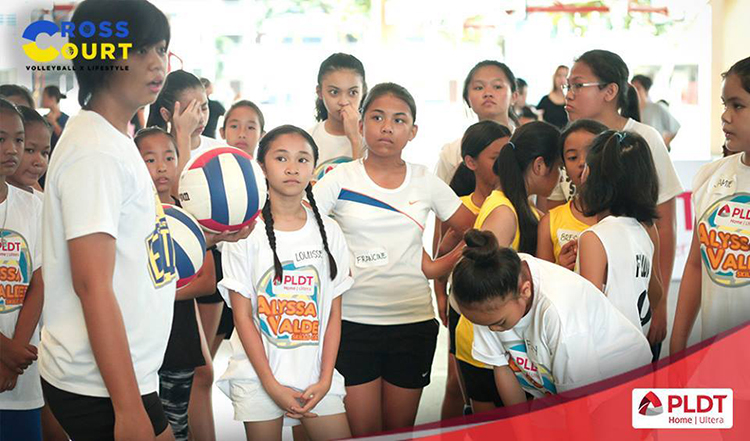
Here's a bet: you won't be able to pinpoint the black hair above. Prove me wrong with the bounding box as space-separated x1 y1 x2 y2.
0 97 24 124
449 163 475 198
200 78 211 88
516 78 528 91
493 121 561 254
461 120 513 159
146 70 204 129
134 126 178 156
361 82 417 123
255 125 338 283
0 84 34 108
519 106 538 121
631 74 653 92
71 0 170 107
558 118 608 161
222 100 266 133
17 106 52 134
578 130 658 225
463 60 519 126
43 85 66 102
722 56 750 94
575 50 640 122
315 53 367 122
452 229 522 306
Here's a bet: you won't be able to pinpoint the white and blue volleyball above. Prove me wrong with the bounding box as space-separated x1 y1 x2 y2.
314 156 351 182
179 147 267 233
163 204 206 289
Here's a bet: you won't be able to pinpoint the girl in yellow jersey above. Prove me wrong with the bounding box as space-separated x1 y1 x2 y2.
536 119 607 269
453 121 560 413
434 121 511 417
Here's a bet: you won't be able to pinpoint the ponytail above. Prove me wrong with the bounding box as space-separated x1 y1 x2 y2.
146 70 204 129
493 121 561 254
622 84 641 122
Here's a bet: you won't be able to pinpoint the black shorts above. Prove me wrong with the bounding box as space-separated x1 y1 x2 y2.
448 304 460 355
457 360 503 406
336 319 439 389
42 379 169 441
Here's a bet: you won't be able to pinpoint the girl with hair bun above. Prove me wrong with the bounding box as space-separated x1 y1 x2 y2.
452 229 652 406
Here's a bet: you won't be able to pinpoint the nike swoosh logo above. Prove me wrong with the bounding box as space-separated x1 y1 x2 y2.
409 201 418 205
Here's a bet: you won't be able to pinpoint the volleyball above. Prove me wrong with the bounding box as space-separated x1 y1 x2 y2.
162 204 206 289
179 147 267 233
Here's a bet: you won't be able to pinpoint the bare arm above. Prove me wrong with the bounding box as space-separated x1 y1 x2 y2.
578 231 607 292
669 225 702 355
655 199 677 298
536 214 555 263
494 365 527 406
481 206 517 248
646 223 666 346
69 233 155 440
11 269 43 345
175 251 216 301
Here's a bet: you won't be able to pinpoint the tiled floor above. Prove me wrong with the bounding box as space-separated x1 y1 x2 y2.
212 281 700 440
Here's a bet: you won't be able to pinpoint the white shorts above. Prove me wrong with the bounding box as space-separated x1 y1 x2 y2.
227 380 346 425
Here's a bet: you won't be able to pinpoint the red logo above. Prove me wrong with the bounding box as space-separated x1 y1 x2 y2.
718 204 731 217
638 391 664 416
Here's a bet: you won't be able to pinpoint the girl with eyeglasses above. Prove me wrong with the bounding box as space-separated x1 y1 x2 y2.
559 50 684 361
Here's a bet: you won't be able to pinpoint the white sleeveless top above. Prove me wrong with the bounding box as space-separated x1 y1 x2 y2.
583 216 654 336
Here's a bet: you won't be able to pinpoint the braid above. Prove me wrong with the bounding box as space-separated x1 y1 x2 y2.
261 196 283 284
306 185 338 280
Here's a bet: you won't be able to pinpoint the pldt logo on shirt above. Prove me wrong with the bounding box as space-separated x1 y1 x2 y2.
632 389 733 429
22 19 131 63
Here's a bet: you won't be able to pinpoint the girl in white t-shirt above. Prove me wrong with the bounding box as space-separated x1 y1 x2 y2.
218 125 352 441
563 50 683 354
577 130 665 360
219 100 266 158
313 83 475 435
7 106 51 194
671 57 750 353
452 229 651 406
434 60 519 184
308 53 367 166
0 98 45 441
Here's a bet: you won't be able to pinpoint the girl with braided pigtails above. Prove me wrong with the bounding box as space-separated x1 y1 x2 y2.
216 125 352 441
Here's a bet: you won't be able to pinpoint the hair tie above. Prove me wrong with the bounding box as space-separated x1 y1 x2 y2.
507 141 516 151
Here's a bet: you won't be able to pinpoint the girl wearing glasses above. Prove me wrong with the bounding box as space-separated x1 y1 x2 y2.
562 49 683 360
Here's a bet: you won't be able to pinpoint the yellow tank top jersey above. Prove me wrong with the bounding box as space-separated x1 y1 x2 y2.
455 190 539 368
549 200 591 264
459 194 481 216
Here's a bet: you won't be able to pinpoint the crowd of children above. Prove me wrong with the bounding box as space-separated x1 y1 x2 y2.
1 1 749 440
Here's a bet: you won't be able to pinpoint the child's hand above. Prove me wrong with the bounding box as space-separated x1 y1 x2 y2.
296 380 332 417
171 99 202 136
204 221 256 249
267 382 310 419
647 301 668 345
0 337 37 374
0 363 19 392
558 240 578 271
340 103 362 156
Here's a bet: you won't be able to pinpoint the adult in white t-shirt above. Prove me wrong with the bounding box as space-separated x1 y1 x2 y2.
451 230 651 403
37 3 177 439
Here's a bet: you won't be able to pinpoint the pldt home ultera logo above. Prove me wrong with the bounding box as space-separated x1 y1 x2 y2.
22 19 131 66
632 388 733 429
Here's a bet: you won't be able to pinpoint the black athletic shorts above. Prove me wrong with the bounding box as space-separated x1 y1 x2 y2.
457 360 504 406
448 304 460 355
42 379 169 441
336 319 439 389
